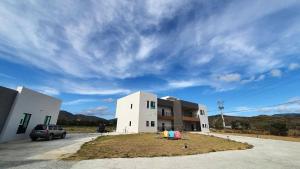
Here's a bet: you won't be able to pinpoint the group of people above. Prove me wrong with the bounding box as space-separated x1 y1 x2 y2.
162 130 182 140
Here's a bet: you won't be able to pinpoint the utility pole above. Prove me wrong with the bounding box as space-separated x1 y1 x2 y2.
217 101 226 128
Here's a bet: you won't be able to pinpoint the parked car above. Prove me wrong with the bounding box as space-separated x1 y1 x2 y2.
97 123 107 133
30 124 66 141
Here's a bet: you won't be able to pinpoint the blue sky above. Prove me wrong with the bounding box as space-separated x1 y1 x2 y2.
1 0 300 119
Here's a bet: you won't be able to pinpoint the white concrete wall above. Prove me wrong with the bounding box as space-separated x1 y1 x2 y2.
0 87 61 143
116 92 140 133
138 92 157 132
198 104 210 132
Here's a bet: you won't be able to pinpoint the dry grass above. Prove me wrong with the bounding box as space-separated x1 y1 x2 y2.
65 133 252 160
214 131 300 142
63 126 98 133
63 126 115 133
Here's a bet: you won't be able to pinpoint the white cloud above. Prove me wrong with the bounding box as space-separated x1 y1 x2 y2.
0 0 300 92
63 99 98 106
0 73 15 79
270 69 282 77
35 86 60 96
256 74 266 81
288 63 300 70
101 98 115 103
232 98 300 115
219 73 241 82
49 79 131 96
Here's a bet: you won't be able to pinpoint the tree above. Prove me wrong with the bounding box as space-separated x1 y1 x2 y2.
270 122 288 136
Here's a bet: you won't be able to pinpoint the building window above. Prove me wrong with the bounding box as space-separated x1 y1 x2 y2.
146 121 149 127
130 104 133 109
44 115 51 125
147 101 149 108
150 101 156 109
202 124 205 128
162 109 165 116
151 121 155 127
129 121 131 126
16 113 32 134
200 110 205 115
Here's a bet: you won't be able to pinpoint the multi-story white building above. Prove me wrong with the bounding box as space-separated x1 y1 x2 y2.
115 91 209 133
0 86 61 143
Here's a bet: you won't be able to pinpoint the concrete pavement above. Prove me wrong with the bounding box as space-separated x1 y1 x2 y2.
1 132 300 169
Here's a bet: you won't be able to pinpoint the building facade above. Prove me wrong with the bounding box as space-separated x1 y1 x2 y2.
0 86 61 143
116 91 209 133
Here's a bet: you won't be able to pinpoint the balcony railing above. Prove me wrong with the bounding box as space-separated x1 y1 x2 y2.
158 114 174 121
182 116 200 122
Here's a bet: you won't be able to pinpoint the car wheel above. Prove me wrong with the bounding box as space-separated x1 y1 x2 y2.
31 137 37 141
47 134 53 141
61 133 66 139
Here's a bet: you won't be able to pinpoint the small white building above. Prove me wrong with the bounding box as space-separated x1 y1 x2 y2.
115 91 209 133
0 86 61 143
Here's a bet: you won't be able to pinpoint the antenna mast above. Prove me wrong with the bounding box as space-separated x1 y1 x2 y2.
217 101 225 128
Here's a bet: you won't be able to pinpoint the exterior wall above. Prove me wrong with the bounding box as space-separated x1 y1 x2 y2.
0 87 17 134
198 104 210 132
0 87 61 143
173 100 183 131
138 92 157 132
116 92 140 133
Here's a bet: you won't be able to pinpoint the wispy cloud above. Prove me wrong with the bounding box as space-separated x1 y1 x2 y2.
63 99 98 106
101 98 115 103
288 63 300 71
232 98 300 115
0 0 300 92
35 86 60 96
270 69 282 78
0 73 15 79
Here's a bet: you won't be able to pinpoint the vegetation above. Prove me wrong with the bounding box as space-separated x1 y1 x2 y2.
65 133 252 160
57 110 116 129
209 114 300 137
63 125 115 133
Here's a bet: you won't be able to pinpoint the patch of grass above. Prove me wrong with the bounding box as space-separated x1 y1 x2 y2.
63 126 115 133
65 133 252 160
63 126 98 133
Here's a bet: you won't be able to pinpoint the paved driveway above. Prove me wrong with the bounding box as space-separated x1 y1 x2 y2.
0 133 102 168
1 133 300 169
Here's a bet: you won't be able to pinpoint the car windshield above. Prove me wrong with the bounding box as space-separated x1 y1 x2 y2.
34 125 46 130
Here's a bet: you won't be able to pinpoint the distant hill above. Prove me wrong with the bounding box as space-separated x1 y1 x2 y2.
57 110 116 126
209 113 300 131
272 113 300 117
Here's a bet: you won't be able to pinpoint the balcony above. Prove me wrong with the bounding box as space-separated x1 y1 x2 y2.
158 115 174 121
182 116 200 122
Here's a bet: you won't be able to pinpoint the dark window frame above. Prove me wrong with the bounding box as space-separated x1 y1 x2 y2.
150 101 156 109
151 121 155 127
16 113 32 134
44 115 51 125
